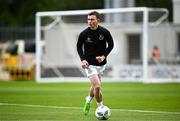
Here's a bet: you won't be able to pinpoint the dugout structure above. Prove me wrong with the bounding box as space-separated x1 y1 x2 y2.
35 7 180 83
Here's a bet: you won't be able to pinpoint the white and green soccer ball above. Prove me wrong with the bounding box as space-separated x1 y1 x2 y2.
95 106 111 120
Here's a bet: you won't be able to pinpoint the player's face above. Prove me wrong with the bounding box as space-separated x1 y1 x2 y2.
87 15 99 30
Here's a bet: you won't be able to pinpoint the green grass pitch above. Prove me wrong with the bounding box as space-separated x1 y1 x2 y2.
0 81 180 121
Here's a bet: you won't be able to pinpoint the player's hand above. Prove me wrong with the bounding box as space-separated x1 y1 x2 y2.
81 60 89 69
96 55 105 63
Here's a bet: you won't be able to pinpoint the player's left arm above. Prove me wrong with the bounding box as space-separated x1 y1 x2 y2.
104 31 114 57
96 31 114 63
96 55 106 63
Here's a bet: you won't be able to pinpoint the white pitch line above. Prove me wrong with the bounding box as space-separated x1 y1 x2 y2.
0 102 81 110
0 102 180 115
113 108 180 115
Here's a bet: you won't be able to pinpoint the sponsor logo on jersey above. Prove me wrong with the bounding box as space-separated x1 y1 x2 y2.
86 37 93 43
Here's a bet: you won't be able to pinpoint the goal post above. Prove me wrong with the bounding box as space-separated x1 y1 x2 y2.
35 7 180 83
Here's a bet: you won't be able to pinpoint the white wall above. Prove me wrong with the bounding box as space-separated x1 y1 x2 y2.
104 0 135 23
173 0 180 24
44 23 180 67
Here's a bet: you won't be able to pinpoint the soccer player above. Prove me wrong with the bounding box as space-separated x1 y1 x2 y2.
76 11 114 115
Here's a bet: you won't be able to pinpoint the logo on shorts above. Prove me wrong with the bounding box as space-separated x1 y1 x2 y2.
88 68 92 74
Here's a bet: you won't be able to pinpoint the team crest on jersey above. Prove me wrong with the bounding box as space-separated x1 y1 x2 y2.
99 34 104 40
86 37 93 43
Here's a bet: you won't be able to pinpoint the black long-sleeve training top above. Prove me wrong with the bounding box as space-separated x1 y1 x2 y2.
77 26 114 66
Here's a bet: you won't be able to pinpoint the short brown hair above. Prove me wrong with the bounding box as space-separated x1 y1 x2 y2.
88 11 100 19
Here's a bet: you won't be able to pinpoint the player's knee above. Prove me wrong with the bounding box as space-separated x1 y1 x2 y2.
94 85 101 91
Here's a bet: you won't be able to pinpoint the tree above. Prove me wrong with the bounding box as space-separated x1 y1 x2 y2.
136 0 172 21
0 0 172 27
0 0 104 27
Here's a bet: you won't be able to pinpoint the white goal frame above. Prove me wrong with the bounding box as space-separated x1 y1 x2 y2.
35 7 170 83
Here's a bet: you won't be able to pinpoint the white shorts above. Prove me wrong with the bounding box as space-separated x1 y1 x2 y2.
85 65 106 77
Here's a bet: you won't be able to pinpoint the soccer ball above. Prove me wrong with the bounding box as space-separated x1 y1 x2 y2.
95 106 111 120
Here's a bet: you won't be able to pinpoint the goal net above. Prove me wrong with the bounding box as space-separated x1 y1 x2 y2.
35 7 180 83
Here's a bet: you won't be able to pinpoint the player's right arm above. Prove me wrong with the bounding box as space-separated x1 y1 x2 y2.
77 32 85 61
77 32 89 69
81 60 89 69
